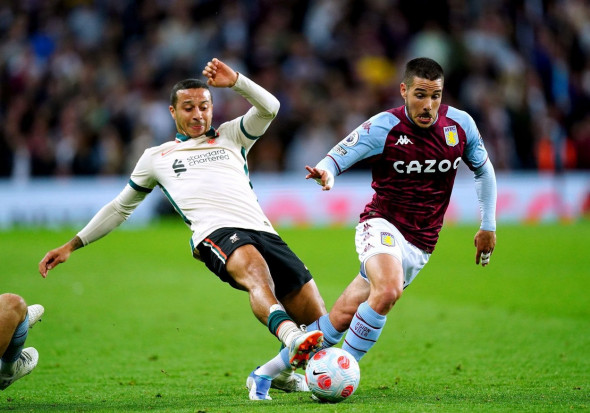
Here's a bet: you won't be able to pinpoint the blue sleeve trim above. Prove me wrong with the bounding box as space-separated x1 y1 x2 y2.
128 179 153 193
240 117 260 140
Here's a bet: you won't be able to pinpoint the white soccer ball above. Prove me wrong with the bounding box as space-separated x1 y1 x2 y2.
305 347 360 403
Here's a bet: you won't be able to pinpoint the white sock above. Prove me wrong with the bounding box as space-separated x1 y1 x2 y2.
255 353 289 379
277 321 302 349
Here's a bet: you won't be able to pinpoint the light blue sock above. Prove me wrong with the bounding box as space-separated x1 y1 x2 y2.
307 313 345 349
1 314 28 364
342 301 386 361
279 346 290 367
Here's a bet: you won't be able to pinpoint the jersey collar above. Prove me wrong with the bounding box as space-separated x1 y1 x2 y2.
175 127 218 142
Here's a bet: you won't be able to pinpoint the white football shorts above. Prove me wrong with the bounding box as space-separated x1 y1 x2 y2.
355 217 431 289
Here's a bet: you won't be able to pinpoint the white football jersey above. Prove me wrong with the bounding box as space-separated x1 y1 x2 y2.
75 74 280 251
128 73 281 250
129 117 277 249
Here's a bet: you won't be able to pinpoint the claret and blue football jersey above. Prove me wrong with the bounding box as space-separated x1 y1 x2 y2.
321 104 490 253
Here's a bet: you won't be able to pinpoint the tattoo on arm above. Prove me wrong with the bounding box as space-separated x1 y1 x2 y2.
69 236 84 251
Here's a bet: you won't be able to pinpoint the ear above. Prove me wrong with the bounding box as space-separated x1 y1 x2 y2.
400 83 407 100
169 105 176 120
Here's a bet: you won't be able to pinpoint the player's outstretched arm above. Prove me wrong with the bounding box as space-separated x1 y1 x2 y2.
474 229 496 267
39 236 83 278
305 166 334 191
202 58 238 88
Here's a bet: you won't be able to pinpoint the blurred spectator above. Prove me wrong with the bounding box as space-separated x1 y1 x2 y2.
1 0 589 181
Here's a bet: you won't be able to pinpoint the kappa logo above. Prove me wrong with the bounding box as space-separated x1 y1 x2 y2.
477 131 485 148
172 159 186 176
395 135 413 145
229 233 239 243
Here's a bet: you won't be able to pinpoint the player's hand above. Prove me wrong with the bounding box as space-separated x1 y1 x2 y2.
474 229 496 267
202 58 238 88
39 248 69 278
305 166 334 191
38 239 79 278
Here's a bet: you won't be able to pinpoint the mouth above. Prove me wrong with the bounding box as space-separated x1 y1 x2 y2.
416 114 432 125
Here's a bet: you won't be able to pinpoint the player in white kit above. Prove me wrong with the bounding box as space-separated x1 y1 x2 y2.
38 59 325 398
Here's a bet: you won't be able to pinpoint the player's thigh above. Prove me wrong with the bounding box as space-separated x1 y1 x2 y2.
197 228 274 291
356 218 428 289
225 244 274 291
364 253 404 292
261 232 313 299
281 279 327 325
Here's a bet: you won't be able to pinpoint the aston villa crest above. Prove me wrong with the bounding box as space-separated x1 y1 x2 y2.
381 232 395 246
444 125 459 147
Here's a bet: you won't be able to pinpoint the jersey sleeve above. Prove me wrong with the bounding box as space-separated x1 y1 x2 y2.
76 185 149 245
230 73 280 148
77 150 155 245
128 148 158 192
474 161 497 231
323 111 398 175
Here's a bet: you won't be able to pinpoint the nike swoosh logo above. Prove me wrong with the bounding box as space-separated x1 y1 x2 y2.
312 370 327 376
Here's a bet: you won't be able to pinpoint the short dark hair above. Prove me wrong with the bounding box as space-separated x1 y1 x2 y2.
403 57 444 86
170 79 210 107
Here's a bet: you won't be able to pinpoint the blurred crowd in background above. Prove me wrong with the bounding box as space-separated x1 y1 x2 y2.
1 0 590 181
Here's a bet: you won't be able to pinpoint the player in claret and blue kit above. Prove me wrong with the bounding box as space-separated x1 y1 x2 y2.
250 57 497 400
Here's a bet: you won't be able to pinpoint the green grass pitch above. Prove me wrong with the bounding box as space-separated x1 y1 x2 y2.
1 219 588 412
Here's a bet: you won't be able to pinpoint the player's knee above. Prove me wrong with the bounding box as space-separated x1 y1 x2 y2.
0 293 27 320
371 283 403 311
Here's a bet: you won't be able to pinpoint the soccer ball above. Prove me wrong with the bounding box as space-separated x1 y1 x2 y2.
305 347 360 403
